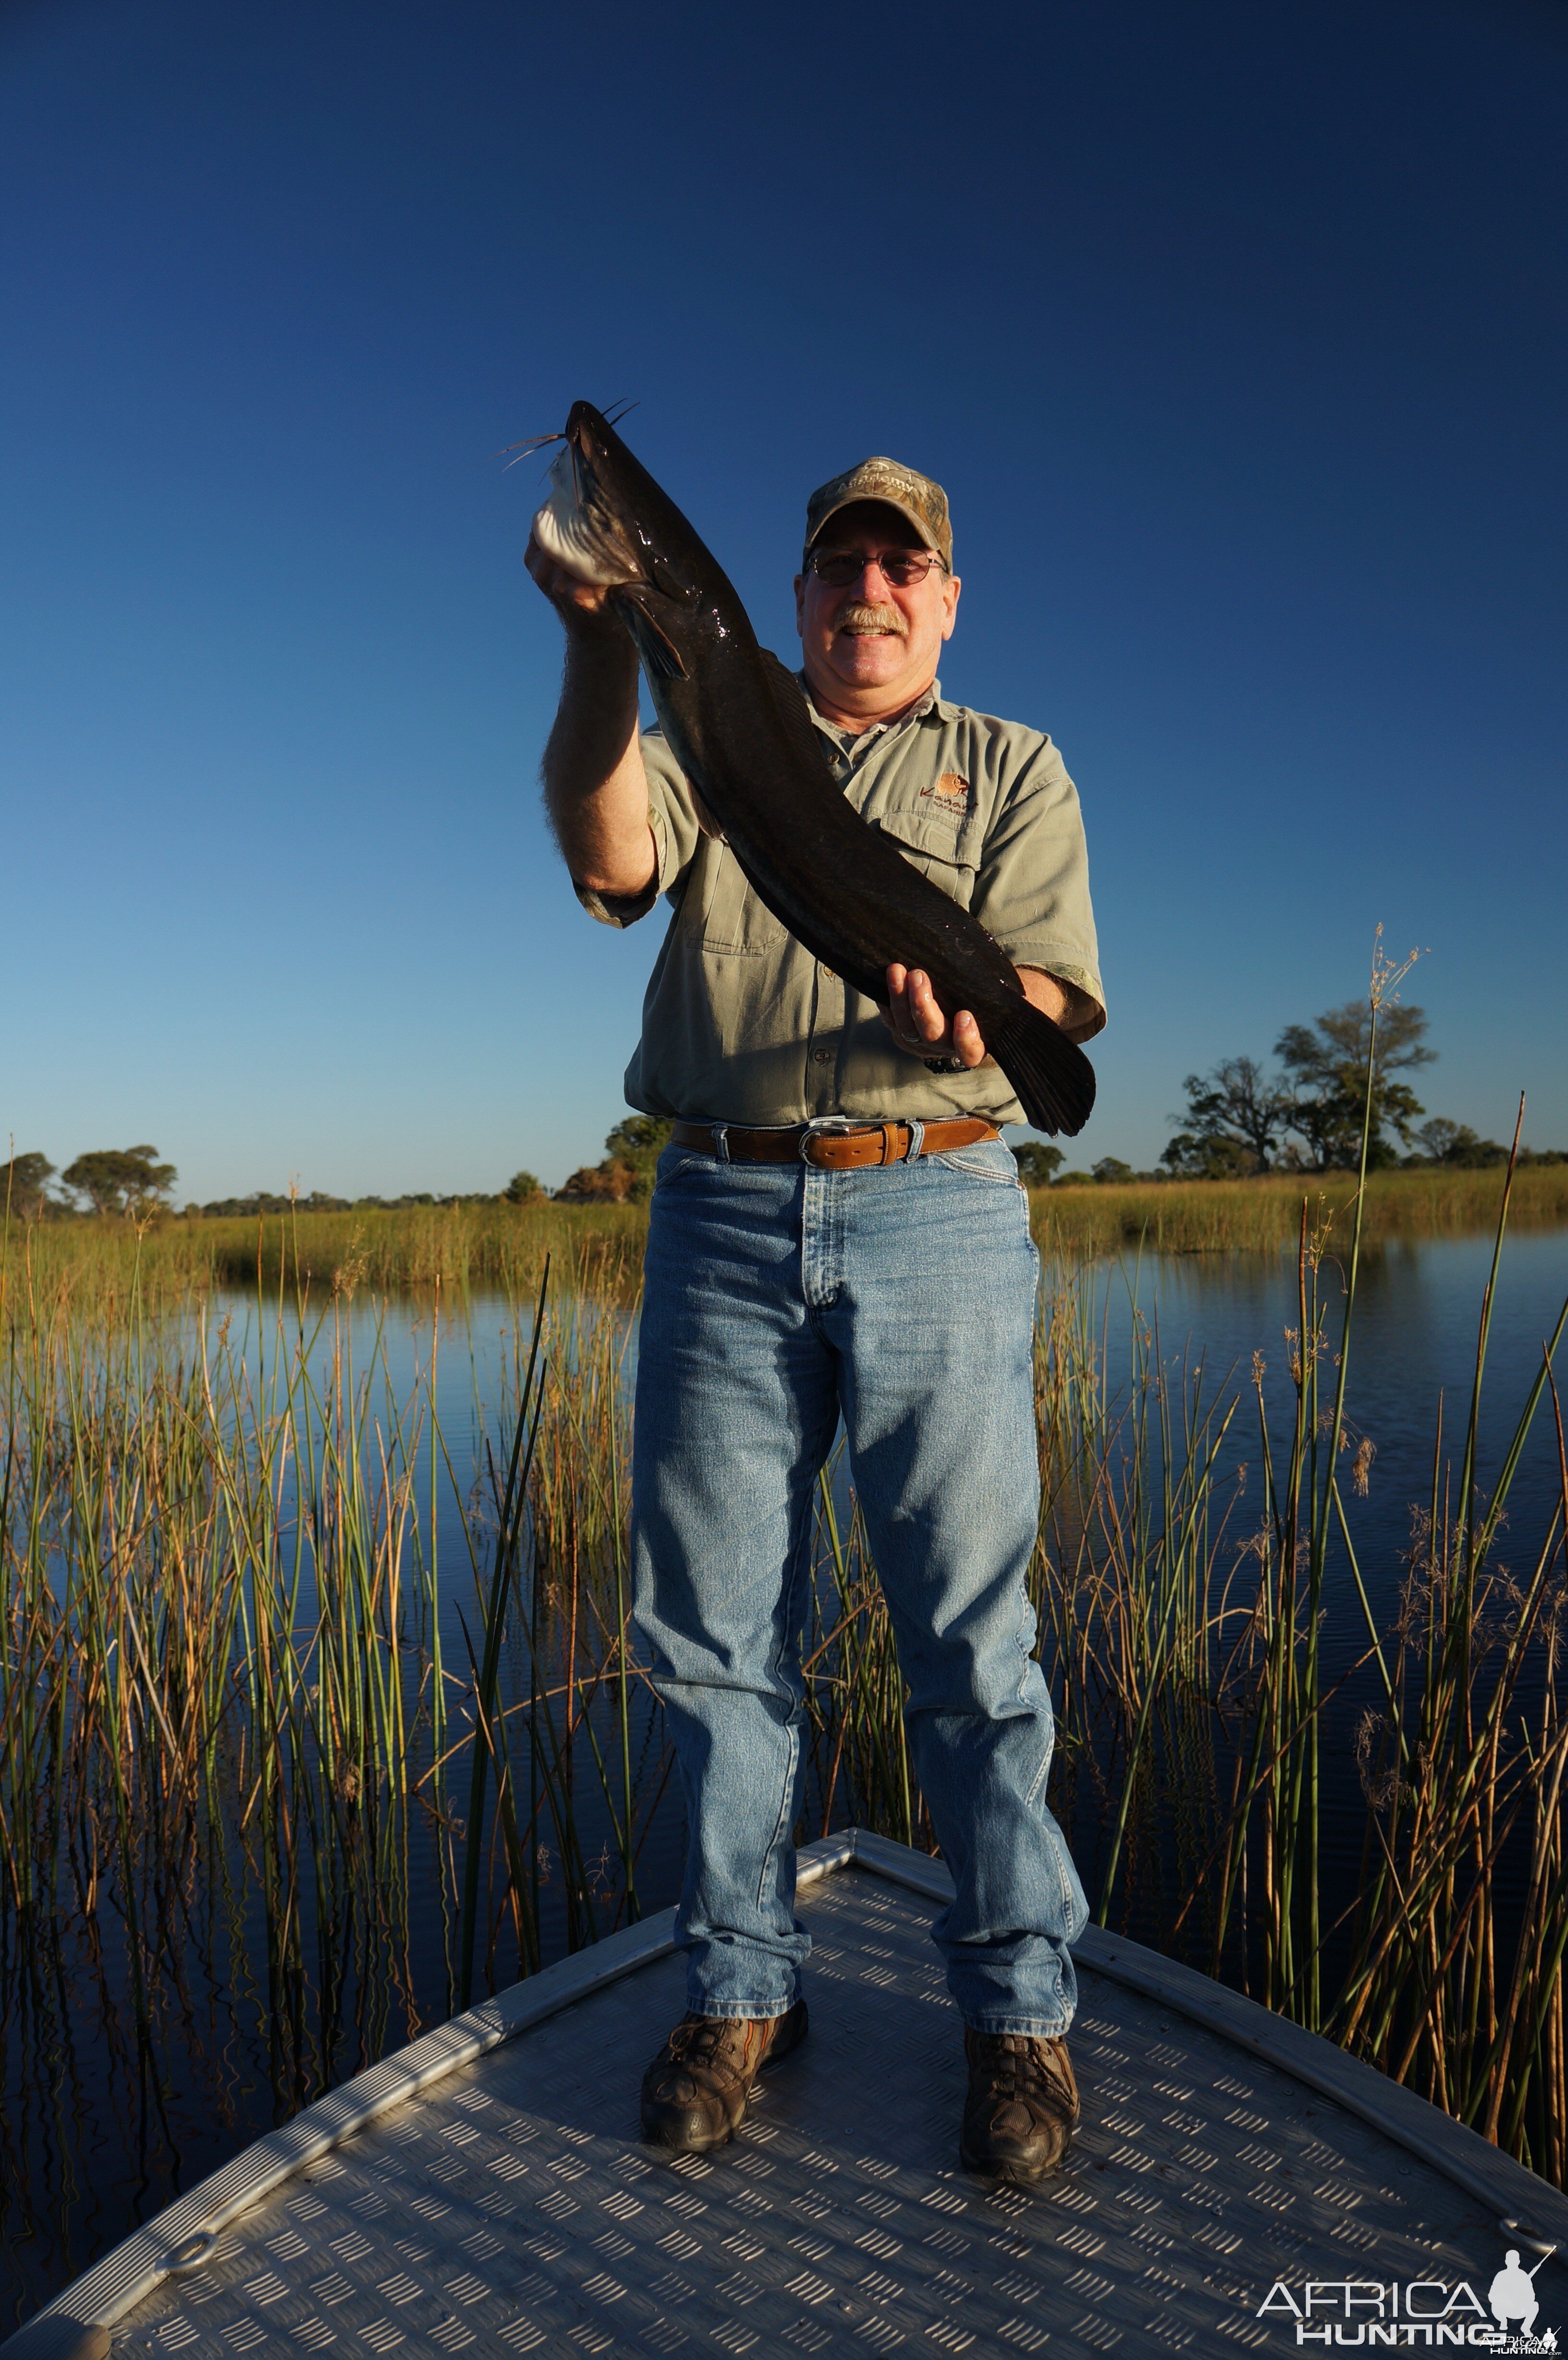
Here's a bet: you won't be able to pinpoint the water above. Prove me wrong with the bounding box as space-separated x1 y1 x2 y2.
1048 1229 1568 1950
3 1229 1566 2328
380 1226 1568 1709
1098 1228 1568 1648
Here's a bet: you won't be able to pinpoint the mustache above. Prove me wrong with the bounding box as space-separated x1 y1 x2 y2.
832 601 907 637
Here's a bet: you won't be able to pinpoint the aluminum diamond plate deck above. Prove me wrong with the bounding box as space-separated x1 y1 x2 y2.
15 1837 1568 2360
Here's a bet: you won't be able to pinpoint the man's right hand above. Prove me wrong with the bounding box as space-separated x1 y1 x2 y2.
525 531 627 637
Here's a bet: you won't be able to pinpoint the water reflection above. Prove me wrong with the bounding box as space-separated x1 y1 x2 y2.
1082 1229 1568 1675
4 1229 1567 2325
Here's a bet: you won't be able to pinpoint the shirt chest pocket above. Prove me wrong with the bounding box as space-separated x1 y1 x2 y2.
688 841 786 956
872 805 982 911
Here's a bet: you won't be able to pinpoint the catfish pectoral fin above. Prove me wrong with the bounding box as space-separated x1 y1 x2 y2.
616 591 690 680
983 996 1097 1137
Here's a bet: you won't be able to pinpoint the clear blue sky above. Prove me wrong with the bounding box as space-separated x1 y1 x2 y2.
3 0 1564 1199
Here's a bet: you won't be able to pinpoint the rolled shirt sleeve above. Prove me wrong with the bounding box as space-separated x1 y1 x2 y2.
966 738 1106 1043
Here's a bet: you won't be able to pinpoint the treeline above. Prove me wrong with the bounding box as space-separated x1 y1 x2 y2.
1 1140 621 1225
3 1145 178 1220
9 989 1563 1222
1156 996 1562 1181
0 1145 555 1224
191 1184 546 1217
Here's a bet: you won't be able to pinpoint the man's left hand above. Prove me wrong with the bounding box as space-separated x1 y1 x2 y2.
882 963 1076 1069
882 964 987 1068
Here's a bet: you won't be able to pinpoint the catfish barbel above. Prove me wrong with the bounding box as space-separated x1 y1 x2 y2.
530 401 1096 1136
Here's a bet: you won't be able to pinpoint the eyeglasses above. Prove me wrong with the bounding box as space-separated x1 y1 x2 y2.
806 546 948 589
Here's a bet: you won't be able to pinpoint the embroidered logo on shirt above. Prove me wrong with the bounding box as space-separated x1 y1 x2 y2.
920 772 972 816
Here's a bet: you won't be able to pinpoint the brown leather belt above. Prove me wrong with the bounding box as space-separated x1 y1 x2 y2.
671 1118 1001 1170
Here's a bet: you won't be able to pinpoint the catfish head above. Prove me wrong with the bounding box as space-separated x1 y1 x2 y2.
529 402 753 680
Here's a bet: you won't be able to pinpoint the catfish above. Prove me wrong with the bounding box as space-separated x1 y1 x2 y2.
530 402 1095 1136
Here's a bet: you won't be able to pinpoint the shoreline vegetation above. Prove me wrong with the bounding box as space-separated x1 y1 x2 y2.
1029 1161 1568 1256
4 1121 1568 2315
1 1164 1566 1305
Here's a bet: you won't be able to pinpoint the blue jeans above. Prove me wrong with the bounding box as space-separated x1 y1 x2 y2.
631 1131 1086 2036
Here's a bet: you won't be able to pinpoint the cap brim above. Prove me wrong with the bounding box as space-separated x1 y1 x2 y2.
806 494 942 554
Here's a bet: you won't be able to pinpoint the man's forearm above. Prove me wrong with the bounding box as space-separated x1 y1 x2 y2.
1017 966 1069 1026
540 628 658 899
1019 966 1099 1041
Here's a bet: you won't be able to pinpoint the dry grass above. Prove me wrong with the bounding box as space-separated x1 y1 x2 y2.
7 1164 1562 1317
1029 1163 1568 1257
0 1198 649 1313
4 1133 1568 2298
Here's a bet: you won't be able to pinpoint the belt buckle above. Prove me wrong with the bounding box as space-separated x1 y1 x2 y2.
798 1116 864 1168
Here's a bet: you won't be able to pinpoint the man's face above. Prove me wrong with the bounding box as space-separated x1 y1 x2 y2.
794 500 960 713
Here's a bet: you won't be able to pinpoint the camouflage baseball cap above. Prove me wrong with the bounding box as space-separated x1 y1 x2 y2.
804 455 952 568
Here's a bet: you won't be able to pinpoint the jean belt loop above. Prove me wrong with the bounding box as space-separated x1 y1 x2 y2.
904 1119 925 1163
712 1122 731 1165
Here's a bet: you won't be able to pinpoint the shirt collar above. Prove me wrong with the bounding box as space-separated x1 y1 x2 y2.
801 675 945 754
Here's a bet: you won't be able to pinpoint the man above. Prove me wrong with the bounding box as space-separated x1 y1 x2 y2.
526 451 1105 2188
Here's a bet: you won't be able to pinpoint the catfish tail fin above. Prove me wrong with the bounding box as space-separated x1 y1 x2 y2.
983 994 1097 1137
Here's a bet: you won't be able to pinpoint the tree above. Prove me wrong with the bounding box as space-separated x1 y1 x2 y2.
1092 1157 1134 1185
1166 1055 1294 1175
503 1170 546 1204
1275 1000 1434 1168
1012 1142 1064 1188
62 1144 178 1218
604 1115 674 1171
2 1151 55 1217
1412 1118 1508 1168
1161 987 1438 1179
1160 1130 1257 1180
555 1115 675 1205
1413 1117 1460 1163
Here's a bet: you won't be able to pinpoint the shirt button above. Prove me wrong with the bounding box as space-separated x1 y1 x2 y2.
812 1047 833 1065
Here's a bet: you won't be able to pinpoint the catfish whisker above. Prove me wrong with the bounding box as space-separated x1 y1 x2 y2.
496 426 568 468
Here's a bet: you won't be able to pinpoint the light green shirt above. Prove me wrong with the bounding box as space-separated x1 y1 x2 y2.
576 679 1105 1128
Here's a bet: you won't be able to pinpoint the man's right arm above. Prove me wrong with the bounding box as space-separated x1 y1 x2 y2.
526 534 658 901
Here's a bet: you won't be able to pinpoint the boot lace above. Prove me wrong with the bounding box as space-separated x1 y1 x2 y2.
664 2014 751 2073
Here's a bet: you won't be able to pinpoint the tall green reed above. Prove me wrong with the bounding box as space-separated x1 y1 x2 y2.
0 1232 652 2115
7 967 1568 2220
1017 954 1568 2176
445 1250 664 1990
1029 1161 1568 1259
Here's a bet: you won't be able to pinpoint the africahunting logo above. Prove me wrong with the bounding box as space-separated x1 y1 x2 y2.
1255 2242 1557 2348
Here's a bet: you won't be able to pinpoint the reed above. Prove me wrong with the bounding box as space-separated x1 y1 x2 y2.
1029 1162 1568 1257
1017 1089 1568 2174
0 1224 665 2315
5 1079 1568 2317
3 1158 1562 1315
0 1198 649 1315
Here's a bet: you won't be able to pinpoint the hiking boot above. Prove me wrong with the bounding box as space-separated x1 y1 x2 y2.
640 2001 809 2154
959 2030 1080 2187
